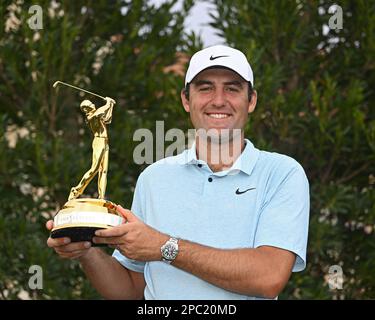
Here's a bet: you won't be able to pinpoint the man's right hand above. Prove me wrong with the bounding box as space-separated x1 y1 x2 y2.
46 220 92 260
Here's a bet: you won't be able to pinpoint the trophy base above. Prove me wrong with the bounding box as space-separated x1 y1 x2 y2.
50 226 110 247
51 198 124 246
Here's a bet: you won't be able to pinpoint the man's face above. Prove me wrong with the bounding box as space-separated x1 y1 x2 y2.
181 68 257 138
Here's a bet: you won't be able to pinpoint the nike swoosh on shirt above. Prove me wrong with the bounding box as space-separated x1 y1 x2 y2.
235 187 256 195
209 55 229 60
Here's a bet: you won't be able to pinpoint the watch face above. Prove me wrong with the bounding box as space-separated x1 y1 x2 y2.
162 243 178 260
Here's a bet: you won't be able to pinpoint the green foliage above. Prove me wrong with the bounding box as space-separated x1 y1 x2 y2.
211 0 375 299
0 0 196 299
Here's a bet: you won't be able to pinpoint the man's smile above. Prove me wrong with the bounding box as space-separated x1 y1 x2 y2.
205 112 232 119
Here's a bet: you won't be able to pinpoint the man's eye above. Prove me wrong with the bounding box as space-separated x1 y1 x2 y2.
199 87 211 91
227 87 239 92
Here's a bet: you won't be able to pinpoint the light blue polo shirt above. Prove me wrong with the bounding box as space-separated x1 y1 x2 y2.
113 139 310 300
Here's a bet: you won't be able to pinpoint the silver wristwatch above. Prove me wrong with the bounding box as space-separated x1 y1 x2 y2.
160 237 179 264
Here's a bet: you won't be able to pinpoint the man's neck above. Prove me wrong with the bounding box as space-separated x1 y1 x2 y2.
195 134 245 172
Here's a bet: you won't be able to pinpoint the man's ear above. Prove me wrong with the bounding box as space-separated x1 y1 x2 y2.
181 89 190 112
248 90 257 113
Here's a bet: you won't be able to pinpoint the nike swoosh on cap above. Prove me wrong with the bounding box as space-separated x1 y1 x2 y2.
209 55 230 60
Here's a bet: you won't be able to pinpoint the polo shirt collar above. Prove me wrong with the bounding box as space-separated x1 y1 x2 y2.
184 141 199 165
182 138 259 176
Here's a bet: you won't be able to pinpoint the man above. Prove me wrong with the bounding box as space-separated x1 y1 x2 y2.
68 97 115 200
46 45 310 300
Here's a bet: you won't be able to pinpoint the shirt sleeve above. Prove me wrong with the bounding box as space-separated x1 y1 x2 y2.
254 162 310 272
112 173 146 273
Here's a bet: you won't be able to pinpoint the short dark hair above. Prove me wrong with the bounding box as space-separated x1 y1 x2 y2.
247 82 254 102
183 83 190 100
184 82 254 102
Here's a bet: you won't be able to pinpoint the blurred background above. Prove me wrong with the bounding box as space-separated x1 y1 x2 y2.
0 0 374 299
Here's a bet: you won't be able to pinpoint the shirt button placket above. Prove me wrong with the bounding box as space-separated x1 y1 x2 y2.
202 175 214 195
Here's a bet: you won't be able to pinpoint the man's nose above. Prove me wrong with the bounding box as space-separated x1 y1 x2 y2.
211 89 226 107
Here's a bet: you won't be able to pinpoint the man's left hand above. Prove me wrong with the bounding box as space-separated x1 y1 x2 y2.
93 206 168 261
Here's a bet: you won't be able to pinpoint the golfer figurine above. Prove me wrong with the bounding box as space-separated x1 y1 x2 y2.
69 97 115 200
50 81 123 244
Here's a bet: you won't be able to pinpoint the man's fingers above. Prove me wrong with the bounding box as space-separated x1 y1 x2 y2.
116 205 137 223
92 236 122 245
57 250 87 259
46 220 54 230
47 237 71 248
95 223 129 237
54 241 91 253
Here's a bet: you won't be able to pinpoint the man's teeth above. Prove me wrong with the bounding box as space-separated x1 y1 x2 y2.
207 114 230 119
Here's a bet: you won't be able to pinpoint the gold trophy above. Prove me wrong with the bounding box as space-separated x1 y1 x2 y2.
50 81 123 245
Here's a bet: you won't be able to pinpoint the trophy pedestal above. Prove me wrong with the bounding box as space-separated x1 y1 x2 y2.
50 198 123 246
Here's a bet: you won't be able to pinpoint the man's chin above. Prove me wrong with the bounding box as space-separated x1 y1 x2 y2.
196 128 242 144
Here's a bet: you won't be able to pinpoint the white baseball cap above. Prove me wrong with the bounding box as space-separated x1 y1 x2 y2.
185 45 254 86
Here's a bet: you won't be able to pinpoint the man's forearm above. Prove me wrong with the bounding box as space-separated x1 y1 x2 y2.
79 248 141 299
172 240 292 299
